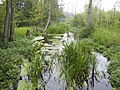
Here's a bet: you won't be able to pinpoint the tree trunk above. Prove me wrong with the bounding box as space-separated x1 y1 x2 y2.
86 0 93 27
3 0 10 43
113 0 118 28
10 0 15 41
43 10 51 32
43 1 51 32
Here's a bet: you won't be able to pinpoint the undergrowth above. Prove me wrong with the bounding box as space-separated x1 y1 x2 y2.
0 38 34 90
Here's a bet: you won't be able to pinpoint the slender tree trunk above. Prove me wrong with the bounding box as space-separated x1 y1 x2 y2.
43 10 51 32
86 0 93 27
113 0 118 28
3 0 10 43
43 1 51 32
10 0 15 41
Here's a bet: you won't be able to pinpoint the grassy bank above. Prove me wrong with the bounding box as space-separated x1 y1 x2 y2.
92 27 120 90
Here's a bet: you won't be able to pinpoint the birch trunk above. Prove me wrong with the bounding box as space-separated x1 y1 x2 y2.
43 10 51 32
43 1 51 32
86 0 93 27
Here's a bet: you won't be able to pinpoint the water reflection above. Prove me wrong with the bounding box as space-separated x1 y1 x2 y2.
37 33 112 90
89 53 112 90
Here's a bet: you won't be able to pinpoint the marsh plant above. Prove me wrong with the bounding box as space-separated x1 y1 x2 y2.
28 43 45 90
60 39 95 89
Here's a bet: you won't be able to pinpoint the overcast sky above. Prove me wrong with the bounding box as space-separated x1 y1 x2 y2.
59 0 119 14
0 0 119 14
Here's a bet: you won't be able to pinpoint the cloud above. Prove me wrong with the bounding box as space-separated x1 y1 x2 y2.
60 0 117 14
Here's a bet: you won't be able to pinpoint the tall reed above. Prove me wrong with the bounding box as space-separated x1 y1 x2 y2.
61 39 94 89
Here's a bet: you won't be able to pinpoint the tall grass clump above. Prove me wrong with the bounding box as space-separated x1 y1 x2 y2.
61 39 94 89
46 22 70 34
28 43 45 90
92 28 120 47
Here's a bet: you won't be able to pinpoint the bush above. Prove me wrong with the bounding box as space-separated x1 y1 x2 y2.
46 23 70 34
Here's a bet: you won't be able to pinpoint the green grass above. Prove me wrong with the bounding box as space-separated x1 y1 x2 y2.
46 22 70 34
92 27 120 47
15 27 34 38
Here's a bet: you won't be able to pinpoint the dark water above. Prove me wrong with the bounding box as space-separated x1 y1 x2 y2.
42 33 74 90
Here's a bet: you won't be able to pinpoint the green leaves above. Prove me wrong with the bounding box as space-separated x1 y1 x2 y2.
0 38 34 89
61 39 94 88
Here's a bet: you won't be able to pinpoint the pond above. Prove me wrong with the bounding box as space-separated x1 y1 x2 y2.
17 33 112 90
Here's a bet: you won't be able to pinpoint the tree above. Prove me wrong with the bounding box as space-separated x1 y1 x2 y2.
15 0 34 27
3 0 10 43
0 1 5 39
43 0 64 32
43 0 51 32
10 0 15 41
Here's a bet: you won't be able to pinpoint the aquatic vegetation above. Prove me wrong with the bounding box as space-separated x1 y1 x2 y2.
60 39 95 88
28 43 45 90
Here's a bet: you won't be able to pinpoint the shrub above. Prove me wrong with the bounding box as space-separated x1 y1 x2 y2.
46 23 70 34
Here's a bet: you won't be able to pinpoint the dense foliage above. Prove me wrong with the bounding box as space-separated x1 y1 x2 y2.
0 38 33 89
